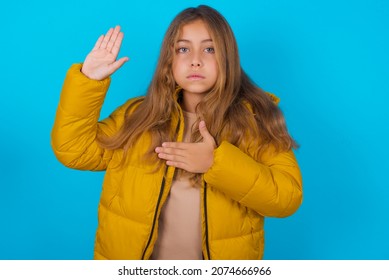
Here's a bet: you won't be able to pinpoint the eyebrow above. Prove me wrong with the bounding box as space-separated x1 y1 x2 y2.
176 39 213 43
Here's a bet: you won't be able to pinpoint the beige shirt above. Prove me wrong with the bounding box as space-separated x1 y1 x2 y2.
151 111 202 260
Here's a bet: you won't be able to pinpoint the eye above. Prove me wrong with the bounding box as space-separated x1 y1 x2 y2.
204 47 215 53
177 47 189 53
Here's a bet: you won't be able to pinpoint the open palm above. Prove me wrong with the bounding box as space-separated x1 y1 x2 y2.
81 26 129 80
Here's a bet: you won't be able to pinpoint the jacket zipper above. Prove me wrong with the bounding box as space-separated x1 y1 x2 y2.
141 166 169 259
141 118 181 259
204 182 211 260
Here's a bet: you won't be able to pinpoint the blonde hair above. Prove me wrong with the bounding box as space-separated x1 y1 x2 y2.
98 5 297 172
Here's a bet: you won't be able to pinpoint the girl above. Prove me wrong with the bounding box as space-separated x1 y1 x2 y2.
52 5 302 260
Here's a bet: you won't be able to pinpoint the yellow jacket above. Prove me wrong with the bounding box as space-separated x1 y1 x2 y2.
51 64 303 260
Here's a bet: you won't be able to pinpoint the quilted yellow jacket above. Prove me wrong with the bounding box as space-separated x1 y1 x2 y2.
51 64 303 260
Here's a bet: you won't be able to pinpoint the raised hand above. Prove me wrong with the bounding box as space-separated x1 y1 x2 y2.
81 26 129 80
155 121 217 173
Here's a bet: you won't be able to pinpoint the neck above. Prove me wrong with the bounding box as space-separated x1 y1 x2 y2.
180 91 204 113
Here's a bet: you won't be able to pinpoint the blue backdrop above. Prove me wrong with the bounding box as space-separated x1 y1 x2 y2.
1 0 388 259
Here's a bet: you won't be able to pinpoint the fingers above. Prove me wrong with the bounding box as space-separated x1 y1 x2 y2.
111 32 124 57
161 142 189 149
92 35 104 51
156 150 189 170
106 26 121 53
155 144 187 164
155 146 186 156
91 27 116 51
96 26 125 60
91 26 124 57
155 141 214 173
100 27 114 49
157 152 185 162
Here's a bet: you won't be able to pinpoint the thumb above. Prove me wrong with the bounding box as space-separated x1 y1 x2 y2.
199 121 216 145
109 56 129 74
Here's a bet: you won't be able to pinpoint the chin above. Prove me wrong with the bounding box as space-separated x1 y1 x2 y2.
182 86 212 95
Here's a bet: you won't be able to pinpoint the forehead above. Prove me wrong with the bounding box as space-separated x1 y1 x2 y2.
177 19 212 41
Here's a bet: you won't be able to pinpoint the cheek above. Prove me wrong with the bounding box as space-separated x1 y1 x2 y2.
172 60 180 80
209 59 219 78
172 56 184 69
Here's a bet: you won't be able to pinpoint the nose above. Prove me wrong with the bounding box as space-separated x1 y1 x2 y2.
191 61 201 67
191 53 202 68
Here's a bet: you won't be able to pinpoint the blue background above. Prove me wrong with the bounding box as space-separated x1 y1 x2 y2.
1 0 388 259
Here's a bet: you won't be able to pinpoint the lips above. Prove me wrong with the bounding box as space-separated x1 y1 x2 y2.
187 74 205 80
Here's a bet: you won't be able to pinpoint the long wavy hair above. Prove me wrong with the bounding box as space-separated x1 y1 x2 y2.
97 5 297 173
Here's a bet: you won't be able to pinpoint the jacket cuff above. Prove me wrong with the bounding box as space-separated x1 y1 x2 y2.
204 141 263 201
59 63 111 117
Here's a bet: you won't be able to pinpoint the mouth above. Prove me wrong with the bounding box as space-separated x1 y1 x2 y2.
187 74 205 80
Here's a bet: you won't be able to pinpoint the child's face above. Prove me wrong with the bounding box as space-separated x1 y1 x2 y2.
172 19 218 99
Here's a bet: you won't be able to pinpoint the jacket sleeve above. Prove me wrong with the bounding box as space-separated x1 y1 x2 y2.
51 63 127 171
203 141 303 217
